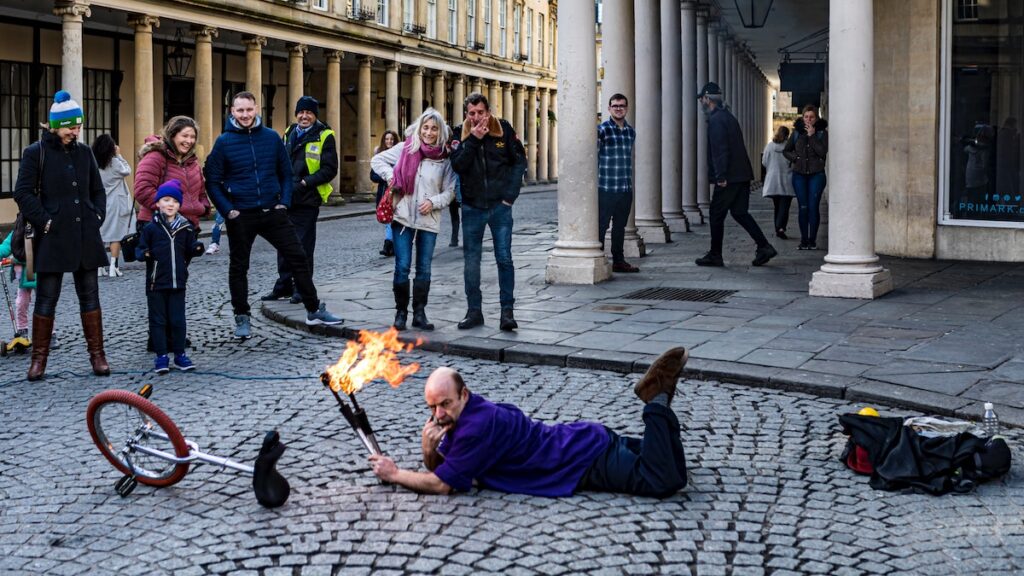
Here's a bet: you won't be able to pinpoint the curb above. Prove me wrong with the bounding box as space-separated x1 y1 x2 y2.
262 303 1022 427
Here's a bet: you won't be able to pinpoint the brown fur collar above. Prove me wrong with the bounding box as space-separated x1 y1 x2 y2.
461 116 503 141
138 136 196 163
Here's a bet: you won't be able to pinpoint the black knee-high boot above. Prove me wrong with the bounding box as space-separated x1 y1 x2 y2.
411 280 434 331
393 282 410 331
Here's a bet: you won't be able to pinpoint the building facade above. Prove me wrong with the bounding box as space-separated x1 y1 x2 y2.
0 0 559 224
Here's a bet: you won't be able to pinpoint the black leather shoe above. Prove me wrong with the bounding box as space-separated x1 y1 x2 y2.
695 253 724 267
499 308 518 332
412 309 434 331
752 244 778 266
393 310 408 331
457 309 485 330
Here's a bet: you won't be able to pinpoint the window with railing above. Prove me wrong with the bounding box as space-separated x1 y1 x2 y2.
376 0 388 26
537 13 544 67
548 18 554 68
498 0 507 57
448 0 458 43
403 0 414 28
467 0 476 45
513 3 521 58
483 0 492 52
526 7 533 62
427 0 437 38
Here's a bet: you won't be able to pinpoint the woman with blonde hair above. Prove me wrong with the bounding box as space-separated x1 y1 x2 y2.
371 108 456 332
761 125 795 239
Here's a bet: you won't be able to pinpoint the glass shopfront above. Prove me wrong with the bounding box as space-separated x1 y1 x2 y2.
944 0 1024 225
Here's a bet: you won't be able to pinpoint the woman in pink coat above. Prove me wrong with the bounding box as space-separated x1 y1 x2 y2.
134 116 210 230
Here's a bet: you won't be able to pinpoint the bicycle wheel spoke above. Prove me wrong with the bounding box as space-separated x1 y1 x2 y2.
96 401 182 481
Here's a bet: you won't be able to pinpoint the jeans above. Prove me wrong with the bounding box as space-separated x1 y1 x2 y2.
598 190 632 263
770 196 793 233
708 181 770 256
226 209 319 315
578 403 688 498
462 203 515 310
273 205 319 296
792 172 827 245
148 289 186 356
211 212 225 245
34 269 100 317
391 222 438 284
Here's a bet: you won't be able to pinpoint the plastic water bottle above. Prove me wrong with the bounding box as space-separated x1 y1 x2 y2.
983 402 1000 437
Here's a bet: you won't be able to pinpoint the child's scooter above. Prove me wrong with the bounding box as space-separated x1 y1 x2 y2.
0 257 30 357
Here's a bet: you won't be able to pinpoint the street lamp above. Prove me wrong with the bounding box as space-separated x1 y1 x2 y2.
733 0 774 29
166 28 193 78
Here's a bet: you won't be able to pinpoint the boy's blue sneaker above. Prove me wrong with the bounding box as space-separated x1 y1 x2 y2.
173 353 195 371
306 302 344 326
234 314 251 339
154 355 170 375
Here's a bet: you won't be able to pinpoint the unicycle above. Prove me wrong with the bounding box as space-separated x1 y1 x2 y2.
86 384 290 508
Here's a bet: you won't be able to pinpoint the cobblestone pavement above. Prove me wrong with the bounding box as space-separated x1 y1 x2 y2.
1 193 1022 575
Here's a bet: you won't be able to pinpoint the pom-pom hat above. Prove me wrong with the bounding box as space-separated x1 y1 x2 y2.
155 179 184 205
49 90 84 128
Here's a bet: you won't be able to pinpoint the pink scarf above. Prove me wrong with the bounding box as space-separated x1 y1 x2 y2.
391 138 447 195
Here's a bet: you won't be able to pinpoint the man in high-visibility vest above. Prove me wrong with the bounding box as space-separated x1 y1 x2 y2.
263 96 339 303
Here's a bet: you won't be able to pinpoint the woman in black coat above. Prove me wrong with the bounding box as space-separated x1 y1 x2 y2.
13 90 110 381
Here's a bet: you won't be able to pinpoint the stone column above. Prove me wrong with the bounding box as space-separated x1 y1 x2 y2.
660 0 684 229
411 66 425 118
809 0 892 299
538 87 550 182
243 35 267 110
54 1 91 108
488 80 501 117
717 31 727 91
471 77 484 95
634 0 669 243
544 0 609 285
326 50 343 203
432 70 446 113
602 0 643 258
726 41 736 108
129 14 159 163
548 92 558 181
526 87 538 182
695 9 710 220
502 83 513 122
386 61 400 132
680 1 700 226
513 84 525 141
356 56 374 196
707 20 719 85
191 26 217 159
288 43 308 111
452 74 466 126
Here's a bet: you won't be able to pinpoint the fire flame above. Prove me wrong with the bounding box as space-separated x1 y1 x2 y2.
324 328 421 394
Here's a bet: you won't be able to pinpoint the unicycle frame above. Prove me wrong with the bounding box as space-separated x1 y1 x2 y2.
124 430 254 475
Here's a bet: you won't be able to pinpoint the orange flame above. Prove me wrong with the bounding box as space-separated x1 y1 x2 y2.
324 328 421 394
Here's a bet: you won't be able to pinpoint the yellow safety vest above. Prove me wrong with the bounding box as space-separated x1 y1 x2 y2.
285 127 335 204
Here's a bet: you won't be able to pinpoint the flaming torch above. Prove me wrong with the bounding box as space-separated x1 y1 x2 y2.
320 328 420 456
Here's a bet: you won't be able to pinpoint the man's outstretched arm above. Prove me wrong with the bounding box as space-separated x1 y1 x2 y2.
369 454 452 495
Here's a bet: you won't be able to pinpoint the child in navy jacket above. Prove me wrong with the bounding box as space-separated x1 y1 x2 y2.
137 179 204 373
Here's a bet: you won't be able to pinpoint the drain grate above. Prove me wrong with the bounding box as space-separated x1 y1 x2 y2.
620 287 736 303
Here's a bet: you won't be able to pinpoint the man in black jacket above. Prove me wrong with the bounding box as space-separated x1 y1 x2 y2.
449 93 527 331
262 96 339 304
696 82 776 267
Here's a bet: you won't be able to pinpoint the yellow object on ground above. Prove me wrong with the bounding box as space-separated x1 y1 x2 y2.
858 407 880 417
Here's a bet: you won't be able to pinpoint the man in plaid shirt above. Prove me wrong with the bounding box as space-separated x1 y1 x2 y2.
598 93 639 273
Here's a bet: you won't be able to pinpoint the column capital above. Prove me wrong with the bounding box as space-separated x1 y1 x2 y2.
288 43 309 57
325 49 343 62
189 25 218 42
538 86 549 94
358 55 374 66
386 60 401 72
412 66 425 76
434 70 447 79
54 1 91 21
451 73 465 83
127 13 159 31
243 35 268 49
680 0 698 11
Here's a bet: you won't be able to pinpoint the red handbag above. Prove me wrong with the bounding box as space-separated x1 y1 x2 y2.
376 184 396 224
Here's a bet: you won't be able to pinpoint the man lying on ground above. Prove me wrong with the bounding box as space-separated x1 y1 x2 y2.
368 348 690 498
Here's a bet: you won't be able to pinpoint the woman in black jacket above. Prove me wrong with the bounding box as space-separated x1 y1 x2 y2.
784 104 829 250
13 90 110 381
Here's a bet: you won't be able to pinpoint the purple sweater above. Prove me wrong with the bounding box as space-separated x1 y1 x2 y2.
433 393 611 497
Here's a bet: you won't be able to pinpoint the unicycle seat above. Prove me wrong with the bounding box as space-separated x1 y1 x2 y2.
253 430 290 508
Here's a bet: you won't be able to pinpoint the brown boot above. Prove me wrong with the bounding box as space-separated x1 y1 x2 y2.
81 309 110 376
27 314 54 381
634 347 689 404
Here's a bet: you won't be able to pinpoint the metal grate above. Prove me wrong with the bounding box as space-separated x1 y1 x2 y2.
619 288 736 303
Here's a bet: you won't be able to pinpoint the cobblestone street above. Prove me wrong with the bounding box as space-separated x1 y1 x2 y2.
1 192 1022 575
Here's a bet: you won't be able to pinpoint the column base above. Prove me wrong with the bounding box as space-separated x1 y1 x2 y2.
808 268 894 299
684 207 705 225
604 231 647 259
545 254 611 285
663 214 690 234
636 224 672 244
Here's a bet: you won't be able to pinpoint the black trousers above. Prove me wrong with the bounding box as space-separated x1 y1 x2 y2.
34 269 100 317
709 181 770 256
148 289 186 356
770 196 793 233
599 190 632 263
226 209 319 315
272 205 319 296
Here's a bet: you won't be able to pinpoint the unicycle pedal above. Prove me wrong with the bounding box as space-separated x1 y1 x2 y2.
115 474 138 497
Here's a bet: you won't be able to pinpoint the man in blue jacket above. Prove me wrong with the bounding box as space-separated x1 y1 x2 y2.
696 82 776 267
204 91 343 339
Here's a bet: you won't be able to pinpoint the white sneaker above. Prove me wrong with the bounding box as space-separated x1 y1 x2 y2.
113 266 123 277
98 267 106 277
109 261 120 277
205 243 220 255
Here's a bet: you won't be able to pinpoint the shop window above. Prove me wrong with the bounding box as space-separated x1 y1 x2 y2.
943 0 1024 225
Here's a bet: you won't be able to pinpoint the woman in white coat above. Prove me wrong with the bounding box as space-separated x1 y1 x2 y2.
91 134 133 276
761 126 796 240
371 108 456 332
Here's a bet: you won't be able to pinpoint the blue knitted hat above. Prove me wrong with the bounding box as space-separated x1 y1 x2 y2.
155 179 183 205
49 90 84 128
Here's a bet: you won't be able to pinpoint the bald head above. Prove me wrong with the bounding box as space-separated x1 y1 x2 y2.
424 367 469 426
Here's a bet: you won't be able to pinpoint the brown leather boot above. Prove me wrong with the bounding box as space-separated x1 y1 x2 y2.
27 314 54 382
634 347 689 404
81 309 110 376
